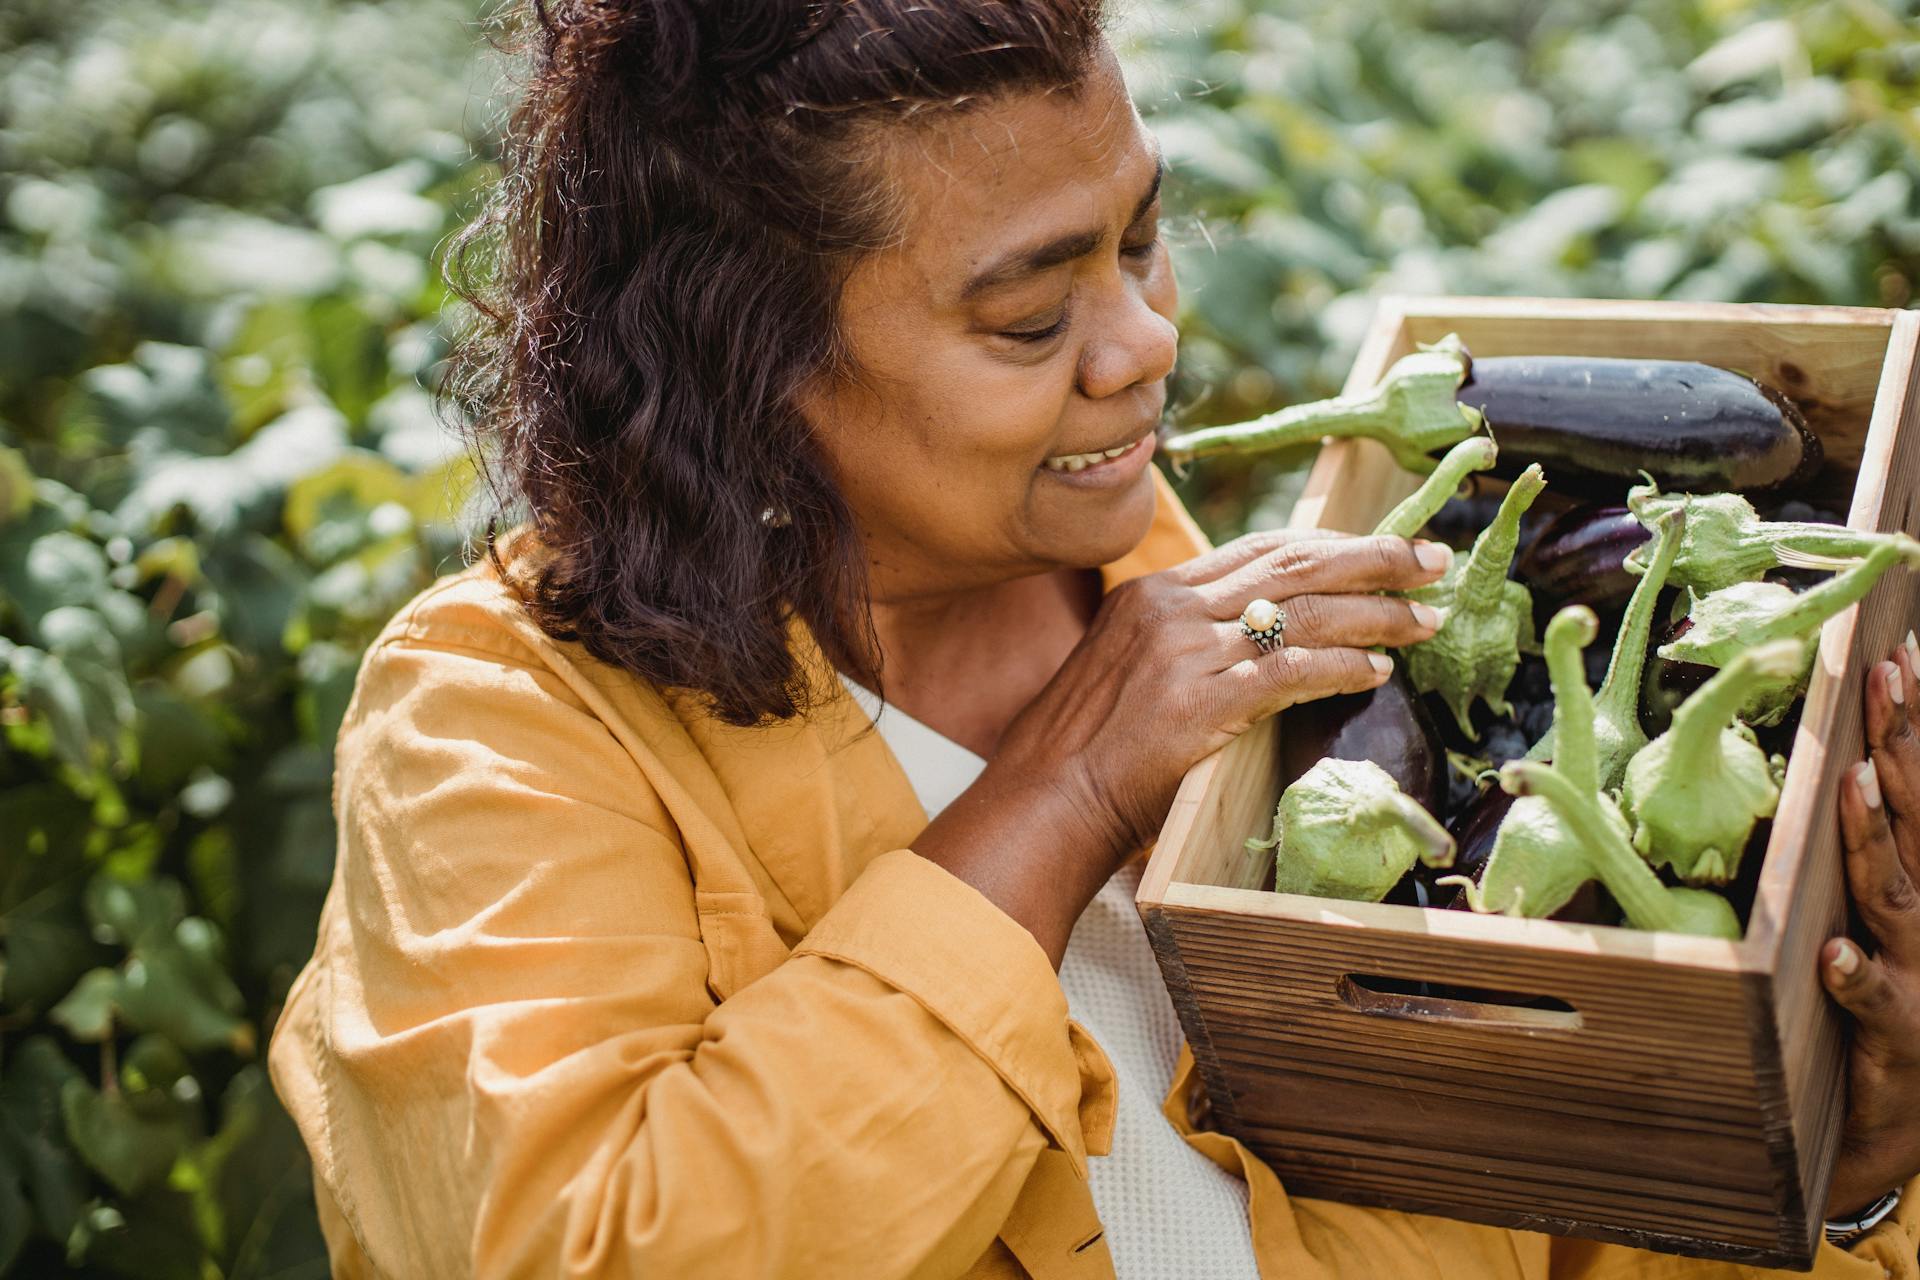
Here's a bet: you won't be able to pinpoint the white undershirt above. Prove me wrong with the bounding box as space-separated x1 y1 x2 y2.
839 676 1261 1280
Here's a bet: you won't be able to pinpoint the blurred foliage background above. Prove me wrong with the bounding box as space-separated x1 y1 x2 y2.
0 0 1915 1274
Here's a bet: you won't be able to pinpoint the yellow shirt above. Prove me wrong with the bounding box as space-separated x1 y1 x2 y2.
269 468 1919 1279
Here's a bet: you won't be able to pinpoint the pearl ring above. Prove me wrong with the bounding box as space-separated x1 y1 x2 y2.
1239 599 1287 654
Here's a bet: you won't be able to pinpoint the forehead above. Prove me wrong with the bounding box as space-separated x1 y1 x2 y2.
862 57 1153 293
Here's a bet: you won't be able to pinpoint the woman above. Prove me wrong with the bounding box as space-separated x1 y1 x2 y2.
268 2 1920 1276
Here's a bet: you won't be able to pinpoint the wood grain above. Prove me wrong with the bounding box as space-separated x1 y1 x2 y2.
1138 296 1918 1269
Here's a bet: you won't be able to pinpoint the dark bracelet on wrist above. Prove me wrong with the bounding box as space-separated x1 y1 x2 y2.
1824 1186 1902 1248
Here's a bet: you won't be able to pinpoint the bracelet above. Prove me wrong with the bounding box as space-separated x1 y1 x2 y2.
1824 1187 1902 1249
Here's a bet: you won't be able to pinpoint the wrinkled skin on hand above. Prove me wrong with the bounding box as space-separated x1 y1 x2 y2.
1249 757 1454 903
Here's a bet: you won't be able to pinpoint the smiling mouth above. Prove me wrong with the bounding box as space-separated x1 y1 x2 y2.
1041 431 1155 474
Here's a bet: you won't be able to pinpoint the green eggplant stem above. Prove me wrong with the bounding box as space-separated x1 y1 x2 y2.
1167 393 1417 459
1373 436 1499 540
1501 761 1719 937
1667 640 1806 768
1596 508 1683 735
1542 607 1601 793
1750 538 1920 646
1161 335 1485 472
1383 791 1457 868
1458 466 1546 604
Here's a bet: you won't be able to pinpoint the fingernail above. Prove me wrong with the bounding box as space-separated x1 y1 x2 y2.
1414 541 1452 573
1855 759 1882 809
1368 652 1394 676
1830 939 1860 977
1904 628 1918 674
1408 601 1445 630
1883 660 1905 706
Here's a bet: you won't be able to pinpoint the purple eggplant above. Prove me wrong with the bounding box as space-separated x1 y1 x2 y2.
1457 356 1822 497
1163 342 1820 498
1281 672 1444 816
1639 615 1714 738
1517 505 1651 614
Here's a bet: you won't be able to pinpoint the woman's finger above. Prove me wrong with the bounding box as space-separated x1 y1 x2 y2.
1820 937 1917 1065
1839 758 1920 967
1868 644 1920 885
1212 593 1442 656
1226 643 1393 716
1160 527 1353 587
1203 534 1451 608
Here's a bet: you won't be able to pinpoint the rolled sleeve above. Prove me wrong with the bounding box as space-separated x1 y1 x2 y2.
797 848 1117 1173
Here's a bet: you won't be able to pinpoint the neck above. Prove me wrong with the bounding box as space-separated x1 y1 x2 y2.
854 567 1101 757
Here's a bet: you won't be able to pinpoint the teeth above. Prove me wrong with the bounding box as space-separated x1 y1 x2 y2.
1044 436 1142 473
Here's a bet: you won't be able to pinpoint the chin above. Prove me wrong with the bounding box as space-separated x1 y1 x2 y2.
1055 466 1161 569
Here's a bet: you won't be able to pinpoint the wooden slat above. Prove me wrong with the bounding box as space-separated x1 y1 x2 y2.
1136 296 1917 1268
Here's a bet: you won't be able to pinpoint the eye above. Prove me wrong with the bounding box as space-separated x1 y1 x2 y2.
1001 309 1071 344
1121 233 1161 260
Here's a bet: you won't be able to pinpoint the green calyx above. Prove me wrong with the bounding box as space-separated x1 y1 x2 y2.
1627 480 1911 595
1449 604 1740 938
1162 334 1485 472
1249 757 1455 903
1493 762 1741 939
1620 640 1801 885
1402 464 1545 737
1526 507 1685 788
1660 536 1920 724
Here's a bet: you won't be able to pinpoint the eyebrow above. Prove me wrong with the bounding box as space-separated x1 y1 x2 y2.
958 154 1165 302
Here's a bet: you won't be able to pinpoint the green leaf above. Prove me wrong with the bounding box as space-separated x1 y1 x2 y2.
0 448 33 527
0 787 99 1014
0 531 110 633
60 1077 190 1198
174 1068 326 1276
0 1140 27 1274
199 534 308 658
6 607 136 770
48 969 121 1043
0 1038 88 1246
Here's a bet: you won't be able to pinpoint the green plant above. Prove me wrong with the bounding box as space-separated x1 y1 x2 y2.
0 1 489 1273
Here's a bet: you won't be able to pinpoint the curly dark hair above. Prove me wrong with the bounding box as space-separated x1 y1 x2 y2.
443 0 1108 726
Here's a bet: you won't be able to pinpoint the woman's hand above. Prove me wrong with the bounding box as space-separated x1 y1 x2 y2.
1821 634 1920 1219
916 528 1449 963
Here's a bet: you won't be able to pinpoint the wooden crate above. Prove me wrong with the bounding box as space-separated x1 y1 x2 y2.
1137 296 1920 1268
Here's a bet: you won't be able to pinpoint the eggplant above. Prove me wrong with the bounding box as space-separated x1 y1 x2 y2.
1281 671 1444 815
1516 505 1650 614
1162 338 1822 499
1640 615 1713 739
1436 785 1617 924
1457 356 1821 496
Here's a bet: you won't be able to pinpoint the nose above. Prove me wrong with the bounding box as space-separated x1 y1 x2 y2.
1077 267 1179 402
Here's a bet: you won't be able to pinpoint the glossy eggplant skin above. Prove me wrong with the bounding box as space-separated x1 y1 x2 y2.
1639 615 1714 738
1444 785 1514 888
1517 505 1650 614
1281 671 1445 816
1452 356 1822 496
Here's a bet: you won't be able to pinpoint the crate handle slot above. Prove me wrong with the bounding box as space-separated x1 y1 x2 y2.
1337 973 1582 1030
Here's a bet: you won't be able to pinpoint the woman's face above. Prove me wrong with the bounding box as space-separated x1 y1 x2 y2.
803 49 1178 602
